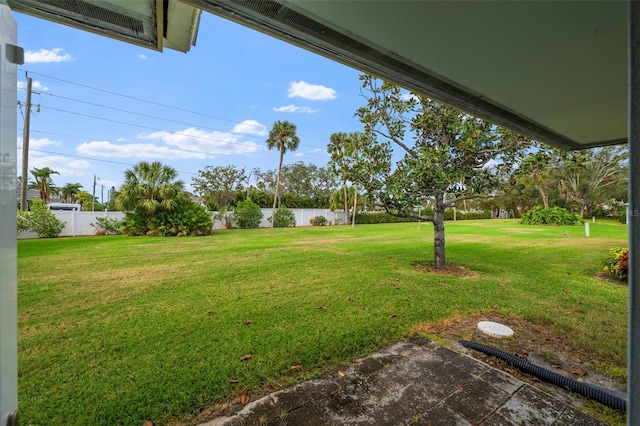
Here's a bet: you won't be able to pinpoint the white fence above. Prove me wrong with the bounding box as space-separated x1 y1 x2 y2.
17 208 347 239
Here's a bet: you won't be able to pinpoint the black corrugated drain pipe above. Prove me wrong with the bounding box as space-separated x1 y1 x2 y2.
459 340 627 412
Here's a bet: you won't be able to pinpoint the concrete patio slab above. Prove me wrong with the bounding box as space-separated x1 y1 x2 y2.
199 337 607 426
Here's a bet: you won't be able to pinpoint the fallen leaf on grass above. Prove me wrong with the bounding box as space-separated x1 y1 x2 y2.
207 311 215 316
505 368 518 376
240 354 252 361
244 320 253 325
569 368 587 377
228 379 239 383
317 306 327 310
571 355 582 364
360 306 367 310
240 390 250 405
347 297 354 302
338 371 345 377
591 359 600 365
388 314 397 319
143 421 154 426
290 365 302 371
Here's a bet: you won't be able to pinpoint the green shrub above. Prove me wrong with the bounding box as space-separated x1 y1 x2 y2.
234 199 263 229
355 213 416 224
520 206 584 226
91 217 122 235
17 199 65 238
158 201 212 236
603 248 629 282
270 206 296 228
120 209 147 236
121 200 211 236
310 216 328 226
17 211 30 233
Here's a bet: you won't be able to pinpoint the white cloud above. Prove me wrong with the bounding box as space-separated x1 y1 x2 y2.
17 153 90 180
273 104 318 114
287 81 337 101
400 93 420 102
18 137 60 149
141 127 261 156
17 80 49 91
138 54 148 60
77 140 206 160
78 126 261 160
293 152 304 158
24 48 74 63
116 137 127 142
232 120 267 136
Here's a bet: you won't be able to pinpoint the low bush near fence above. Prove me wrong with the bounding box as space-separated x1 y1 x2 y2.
603 247 629 282
355 213 416 224
520 206 584 226
270 206 296 228
91 217 123 235
17 199 65 238
310 216 328 226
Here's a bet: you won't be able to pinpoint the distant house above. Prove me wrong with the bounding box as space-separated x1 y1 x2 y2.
15 185 41 209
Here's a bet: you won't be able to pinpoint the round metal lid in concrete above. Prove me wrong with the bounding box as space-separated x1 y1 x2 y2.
477 321 514 338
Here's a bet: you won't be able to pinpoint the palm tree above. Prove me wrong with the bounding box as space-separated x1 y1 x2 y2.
266 121 300 227
328 132 352 225
116 161 186 213
30 167 59 203
60 182 83 203
75 190 94 211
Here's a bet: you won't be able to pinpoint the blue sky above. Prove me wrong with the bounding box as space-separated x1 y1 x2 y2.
14 10 369 197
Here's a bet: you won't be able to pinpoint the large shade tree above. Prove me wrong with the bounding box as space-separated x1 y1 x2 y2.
555 145 628 217
356 75 529 269
192 165 247 210
30 167 59 203
266 120 300 227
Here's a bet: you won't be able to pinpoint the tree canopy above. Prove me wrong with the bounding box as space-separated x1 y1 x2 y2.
356 74 530 269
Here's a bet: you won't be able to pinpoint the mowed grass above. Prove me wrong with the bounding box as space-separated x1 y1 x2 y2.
17 219 629 425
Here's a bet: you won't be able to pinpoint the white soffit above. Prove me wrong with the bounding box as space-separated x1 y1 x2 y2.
195 0 628 150
8 0 200 53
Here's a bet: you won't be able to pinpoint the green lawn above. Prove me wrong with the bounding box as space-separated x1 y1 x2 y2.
17 219 629 425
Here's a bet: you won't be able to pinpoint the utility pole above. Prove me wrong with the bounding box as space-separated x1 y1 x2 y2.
19 76 32 210
92 174 98 211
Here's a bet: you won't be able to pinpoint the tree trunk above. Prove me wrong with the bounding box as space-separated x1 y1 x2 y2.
343 184 350 225
271 147 285 228
433 193 446 270
351 183 358 228
537 185 549 209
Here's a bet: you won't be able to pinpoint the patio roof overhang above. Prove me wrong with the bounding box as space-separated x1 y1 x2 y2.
8 1 627 150
190 0 627 150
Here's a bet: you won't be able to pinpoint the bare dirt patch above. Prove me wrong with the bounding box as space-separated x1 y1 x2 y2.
414 313 626 424
594 272 628 286
413 262 478 278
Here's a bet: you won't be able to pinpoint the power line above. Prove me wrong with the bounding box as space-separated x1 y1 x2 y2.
38 92 268 142
25 148 199 176
18 69 331 144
